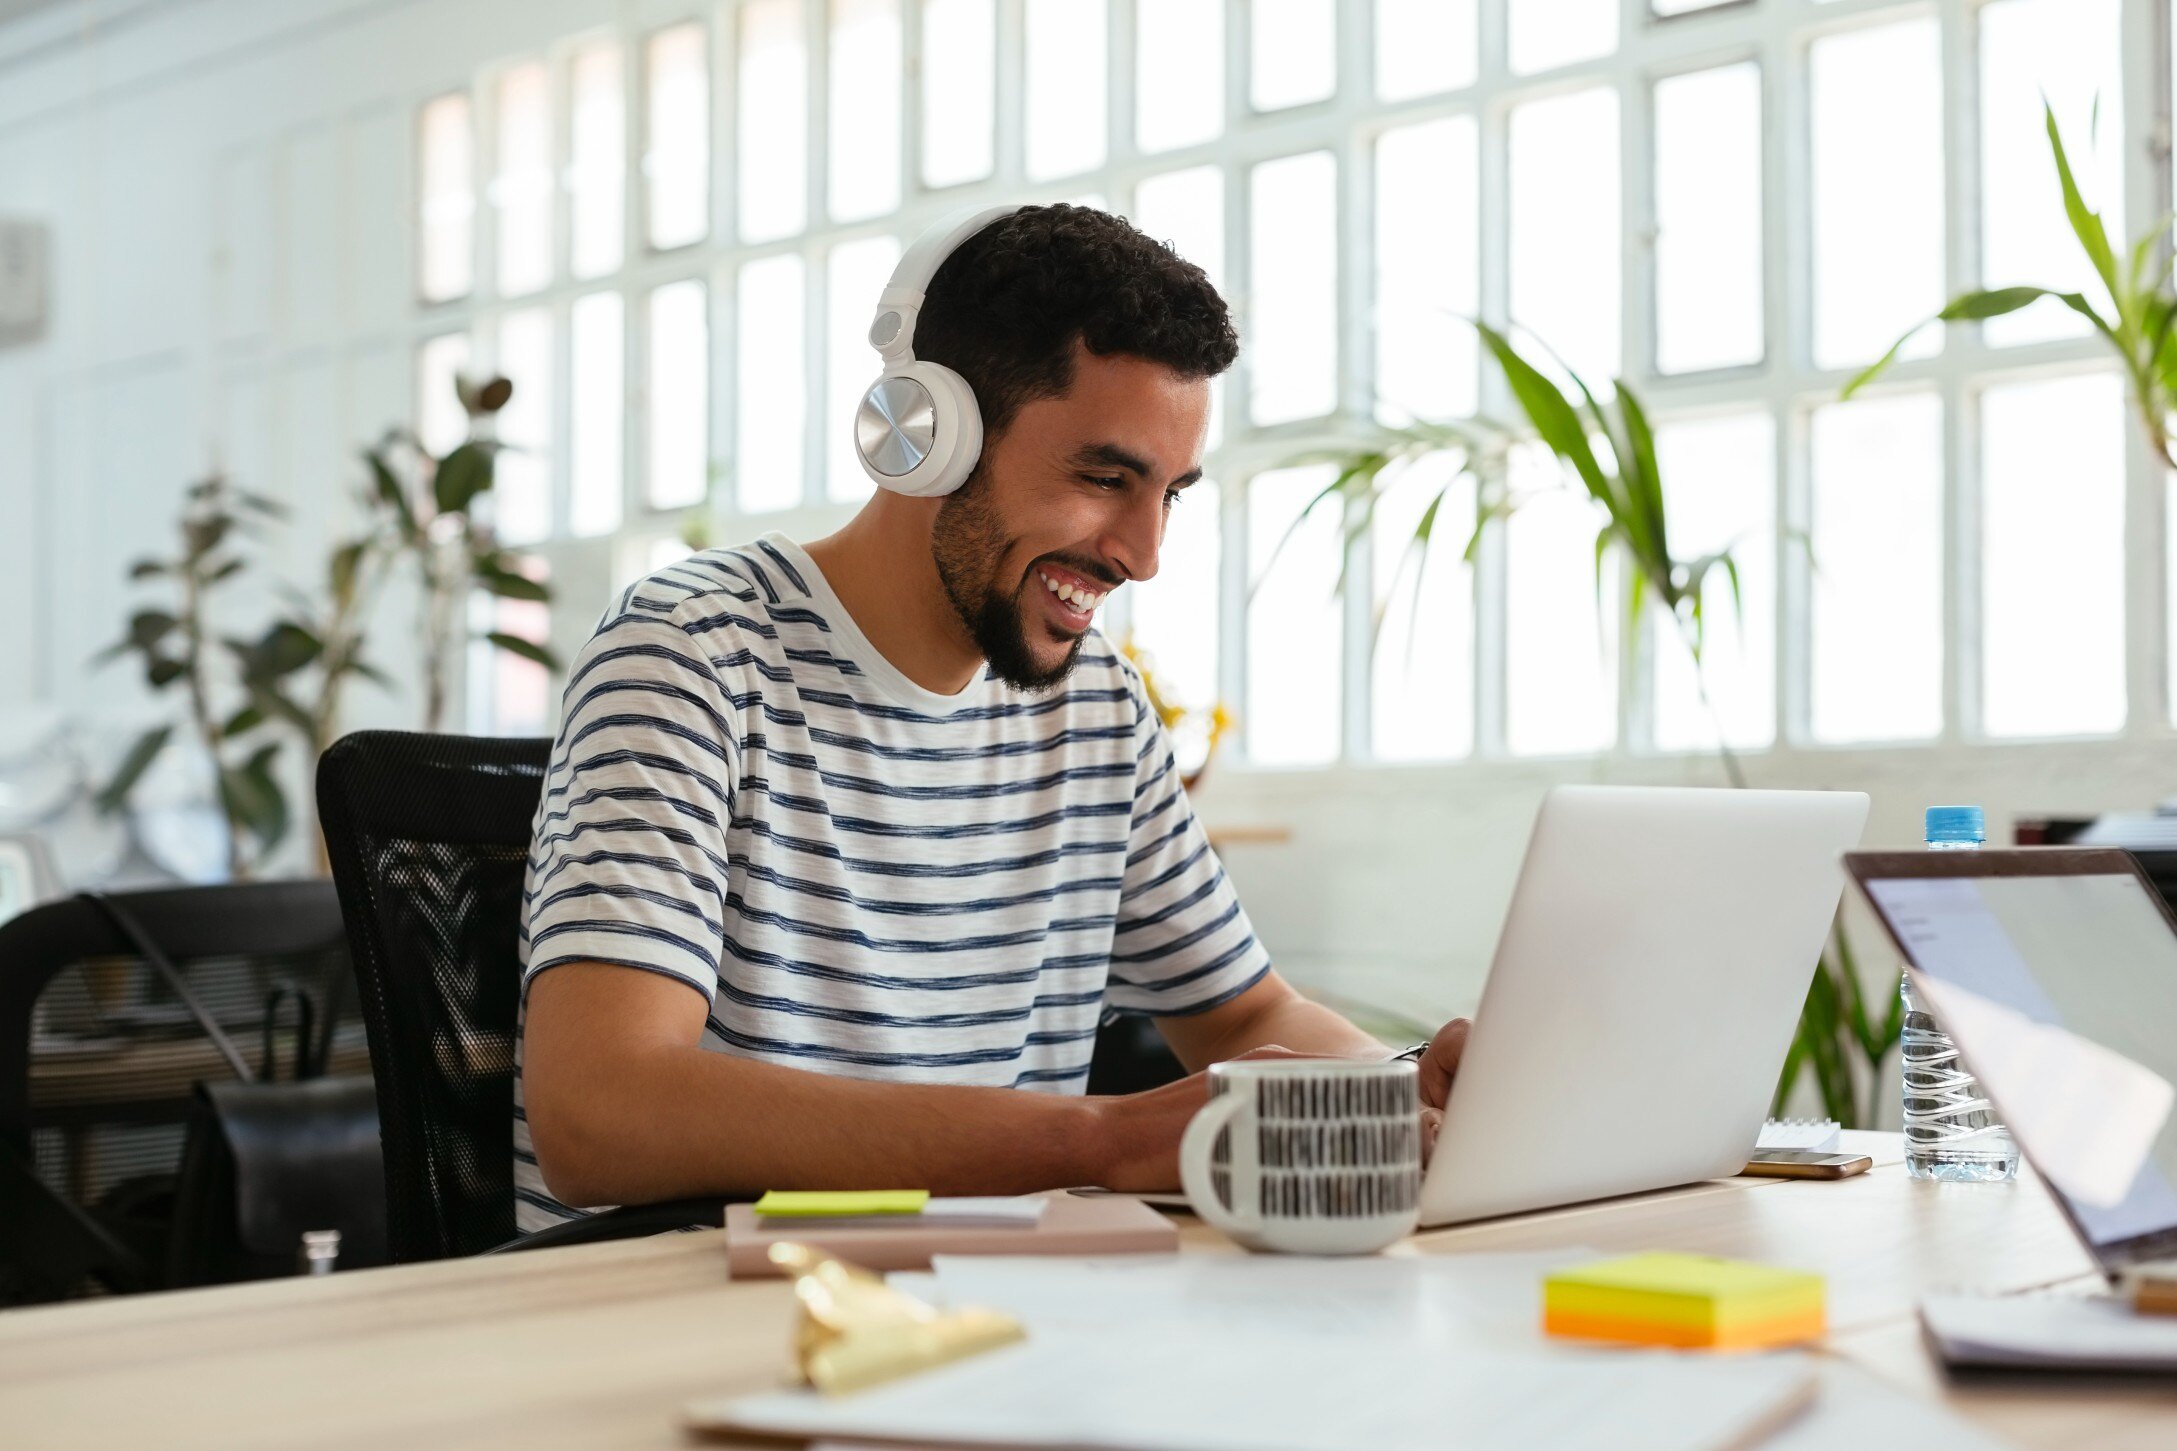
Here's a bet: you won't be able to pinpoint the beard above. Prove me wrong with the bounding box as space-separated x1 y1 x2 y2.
930 466 1094 693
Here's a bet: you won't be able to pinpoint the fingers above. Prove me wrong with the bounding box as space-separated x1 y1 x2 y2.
1418 1018 1472 1110
1419 1106 1445 1168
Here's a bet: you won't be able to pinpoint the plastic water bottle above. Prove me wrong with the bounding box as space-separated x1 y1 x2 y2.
1900 805 2019 1181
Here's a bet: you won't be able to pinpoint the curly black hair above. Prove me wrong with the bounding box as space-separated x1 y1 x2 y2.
914 204 1239 442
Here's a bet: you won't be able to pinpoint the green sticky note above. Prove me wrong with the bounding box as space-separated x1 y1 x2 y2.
754 1189 930 1218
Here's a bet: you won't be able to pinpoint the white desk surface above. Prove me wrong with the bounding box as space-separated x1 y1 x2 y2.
1 1132 2171 1449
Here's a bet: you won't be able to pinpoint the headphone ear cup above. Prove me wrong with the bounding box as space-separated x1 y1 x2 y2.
857 361 984 498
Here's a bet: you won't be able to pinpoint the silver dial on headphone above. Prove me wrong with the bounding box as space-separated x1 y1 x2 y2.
855 375 938 478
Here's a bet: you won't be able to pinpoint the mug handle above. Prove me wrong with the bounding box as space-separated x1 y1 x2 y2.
1179 1089 1259 1239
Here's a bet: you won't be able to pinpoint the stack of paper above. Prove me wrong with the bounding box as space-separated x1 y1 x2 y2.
1756 1118 1842 1153
754 1192 1050 1230
1920 1291 2177 1371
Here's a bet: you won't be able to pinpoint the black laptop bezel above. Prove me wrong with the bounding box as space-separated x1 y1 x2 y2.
1844 846 2177 1278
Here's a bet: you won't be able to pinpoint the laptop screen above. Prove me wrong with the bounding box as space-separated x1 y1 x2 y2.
1862 868 2177 1258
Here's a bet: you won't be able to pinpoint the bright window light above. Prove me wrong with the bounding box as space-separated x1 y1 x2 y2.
569 291 625 537
1376 116 1479 421
1811 19 1943 370
1025 0 1106 181
1809 393 1943 743
1508 0 1614 76
1375 0 1475 101
1506 448 1617 756
1982 372 2125 737
1250 0 1336 113
417 94 473 302
415 331 471 456
827 235 901 503
567 42 626 280
1509 87 1620 388
829 0 902 223
1654 62 1763 374
646 279 709 510
644 23 710 250
1371 452 1476 762
1651 411 1776 752
491 307 554 544
1138 0 1223 155
739 0 808 242
921 0 995 188
1246 466 1341 766
736 254 805 512
492 63 553 297
1128 477 1223 768
1248 151 1338 425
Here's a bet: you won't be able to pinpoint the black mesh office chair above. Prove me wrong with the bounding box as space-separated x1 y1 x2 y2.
0 882 353 1303
315 731 721 1262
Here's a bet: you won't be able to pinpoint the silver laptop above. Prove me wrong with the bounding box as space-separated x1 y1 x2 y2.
1419 784 1870 1228
1848 847 2177 1279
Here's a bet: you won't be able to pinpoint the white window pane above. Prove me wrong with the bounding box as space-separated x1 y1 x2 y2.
828 235 902 503
1983 373 2125 737
1812 20 1942 370
922 0 995 188
1376 0 1475 101
1809 394 1943 743
1376 117 1478 421
1248 151 1338 425
569 42 626 279
1506 451 1616 756
493 63 553 297
1138 0 1223 154
1509 88 1620 387
1371 454 1476 762
739 0 809 241
1651 412 1776 752
1251 0 1335 112
492 307 553 544
645 23 710 250
1981 0 2123 346
417 94 473 302
646 279 709 510
416 331 471 456
830 0 902 222
1246 466 1341 766
1025 0 1106 181
1128 478 1222 772
1133 166 1226 445
569 291 625 537
1654 63 1763 374
737 255 805 512
1508 0 1614 76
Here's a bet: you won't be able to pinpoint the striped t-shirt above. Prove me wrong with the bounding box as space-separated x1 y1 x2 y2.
513 533 1272 1230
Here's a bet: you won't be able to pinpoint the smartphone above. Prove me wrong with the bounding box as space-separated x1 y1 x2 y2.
1741 1149 1873 1179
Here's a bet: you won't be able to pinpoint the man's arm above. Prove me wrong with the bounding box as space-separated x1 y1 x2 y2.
1152 971 1387 1072
523 962 1228 1204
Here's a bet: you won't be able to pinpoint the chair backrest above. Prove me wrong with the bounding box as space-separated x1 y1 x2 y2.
315 731 549 1262
0 881 348 1301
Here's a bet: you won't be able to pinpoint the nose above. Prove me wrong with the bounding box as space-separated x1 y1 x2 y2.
1101 484 1169 585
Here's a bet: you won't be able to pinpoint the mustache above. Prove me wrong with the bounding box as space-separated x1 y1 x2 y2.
1030 554 1125 590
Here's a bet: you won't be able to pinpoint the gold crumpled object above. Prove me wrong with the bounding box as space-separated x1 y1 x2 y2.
771 1241 1026 1395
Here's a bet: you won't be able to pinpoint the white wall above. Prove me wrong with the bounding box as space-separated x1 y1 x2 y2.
3 0 2175 1051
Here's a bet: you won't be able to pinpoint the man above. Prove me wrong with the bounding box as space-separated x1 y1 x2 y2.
516 204 1468 1232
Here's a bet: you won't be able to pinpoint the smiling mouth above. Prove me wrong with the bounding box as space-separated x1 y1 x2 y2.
1035 566 1111 617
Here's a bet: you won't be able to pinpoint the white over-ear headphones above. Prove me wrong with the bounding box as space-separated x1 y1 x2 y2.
854 204 1022 498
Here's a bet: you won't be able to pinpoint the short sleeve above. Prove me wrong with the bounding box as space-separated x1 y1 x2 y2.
1102 662 1272 1015
519 604 739 1001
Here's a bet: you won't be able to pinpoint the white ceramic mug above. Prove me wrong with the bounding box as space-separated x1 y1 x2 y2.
1178 1058 1423 1255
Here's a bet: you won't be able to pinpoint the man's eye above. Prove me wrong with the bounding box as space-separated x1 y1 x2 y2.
1087 475 1126 490
1164 488 1185 507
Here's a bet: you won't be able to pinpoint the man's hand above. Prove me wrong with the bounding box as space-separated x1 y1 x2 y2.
1088 1045 1313 1192
1415 1018 1472 1165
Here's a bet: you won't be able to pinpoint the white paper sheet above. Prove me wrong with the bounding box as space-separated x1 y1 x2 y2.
706 1327 1817 1451
1911 972 2175 1207
1921 1291 2177 1371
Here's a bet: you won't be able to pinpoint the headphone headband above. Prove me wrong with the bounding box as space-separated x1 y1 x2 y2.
867 204 1021 365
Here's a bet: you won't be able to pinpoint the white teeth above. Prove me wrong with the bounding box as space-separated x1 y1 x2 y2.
1043 574 1061 594
1038 570 1105 612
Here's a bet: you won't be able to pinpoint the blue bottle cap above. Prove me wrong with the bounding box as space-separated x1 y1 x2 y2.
1925 805 1986 844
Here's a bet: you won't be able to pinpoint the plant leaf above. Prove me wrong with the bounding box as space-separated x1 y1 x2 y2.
2047 100 2120 305
432 441 497 518
1475 323 1613 505
127 610 180 650
475 562 550 601
222 704 265 738
485 631 560 672
92 725 174 814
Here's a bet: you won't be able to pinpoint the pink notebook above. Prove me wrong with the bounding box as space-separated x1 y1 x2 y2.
723 1190 1178 1276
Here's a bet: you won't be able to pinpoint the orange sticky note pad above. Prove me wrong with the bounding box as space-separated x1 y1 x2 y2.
1543 1252 1826 1351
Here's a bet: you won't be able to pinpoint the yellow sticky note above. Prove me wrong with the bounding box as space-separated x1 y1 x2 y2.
1544 1253 1825 1351
755 1190 930 1218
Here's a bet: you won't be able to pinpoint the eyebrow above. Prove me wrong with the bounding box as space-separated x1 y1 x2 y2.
1072 441 1204 488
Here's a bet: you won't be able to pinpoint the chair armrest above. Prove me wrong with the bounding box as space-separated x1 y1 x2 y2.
482 1196 727 1255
